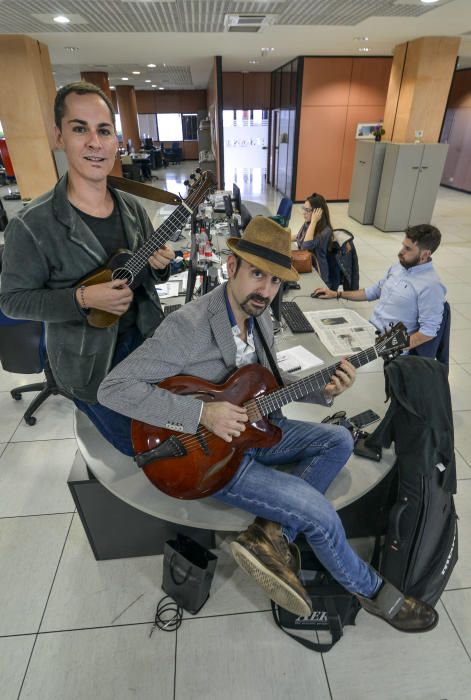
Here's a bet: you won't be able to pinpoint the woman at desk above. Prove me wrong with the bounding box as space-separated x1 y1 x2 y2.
293 192 333 288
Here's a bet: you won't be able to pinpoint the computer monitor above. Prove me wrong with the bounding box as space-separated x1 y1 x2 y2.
223 195 234 218
228 220 241 239
232 183 242 213
270 284 284 325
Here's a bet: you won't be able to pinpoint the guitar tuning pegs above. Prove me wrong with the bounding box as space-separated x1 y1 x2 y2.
190 174 196 180
183 179 190 186
195 167 202 174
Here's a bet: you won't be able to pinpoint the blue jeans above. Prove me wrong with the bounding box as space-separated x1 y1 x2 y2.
214 416 381 597
74 327 144 456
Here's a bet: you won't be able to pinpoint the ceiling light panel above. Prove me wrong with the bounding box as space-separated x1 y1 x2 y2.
32 13 88 26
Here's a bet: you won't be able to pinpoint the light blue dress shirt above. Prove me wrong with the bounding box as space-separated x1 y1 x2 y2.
365 262 446 337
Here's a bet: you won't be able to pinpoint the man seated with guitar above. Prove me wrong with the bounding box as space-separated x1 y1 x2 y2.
0 82 174 453
98 217 437 634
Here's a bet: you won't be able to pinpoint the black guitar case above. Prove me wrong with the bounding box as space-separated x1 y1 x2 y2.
366 356 458 606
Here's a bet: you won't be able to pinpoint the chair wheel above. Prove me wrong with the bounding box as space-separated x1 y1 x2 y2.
25 416 36 426
11 390 22 400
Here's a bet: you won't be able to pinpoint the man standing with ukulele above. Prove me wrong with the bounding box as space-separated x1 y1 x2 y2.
0 82 174 453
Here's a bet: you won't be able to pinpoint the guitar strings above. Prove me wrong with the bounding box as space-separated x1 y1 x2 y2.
112 179 210 280
147 333 398 454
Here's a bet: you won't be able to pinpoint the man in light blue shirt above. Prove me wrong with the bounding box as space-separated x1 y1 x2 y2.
313 224 446 350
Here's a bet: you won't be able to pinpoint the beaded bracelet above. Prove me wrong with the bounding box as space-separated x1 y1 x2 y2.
336 290 343 300
79 285 89 310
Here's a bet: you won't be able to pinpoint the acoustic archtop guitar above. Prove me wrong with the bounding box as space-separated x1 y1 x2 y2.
78 170 214 328
132 323 409 500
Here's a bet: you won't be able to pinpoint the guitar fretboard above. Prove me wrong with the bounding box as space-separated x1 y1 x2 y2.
113 175 212 280
255 346 379 417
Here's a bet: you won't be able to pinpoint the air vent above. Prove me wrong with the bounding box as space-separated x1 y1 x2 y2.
224 14 277 33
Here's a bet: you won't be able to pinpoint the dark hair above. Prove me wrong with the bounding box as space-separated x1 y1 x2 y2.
405 224 441 255
233 254 243 275
305 193 332 235
54 81 116 130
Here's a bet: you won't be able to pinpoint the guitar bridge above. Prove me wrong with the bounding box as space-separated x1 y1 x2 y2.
135 435 187 469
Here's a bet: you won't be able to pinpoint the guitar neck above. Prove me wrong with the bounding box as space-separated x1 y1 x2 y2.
122 205 191 279
117 173 213 279
256 346 379 416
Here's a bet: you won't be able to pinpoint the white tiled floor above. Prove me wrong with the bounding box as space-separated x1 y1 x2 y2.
1 167 471 698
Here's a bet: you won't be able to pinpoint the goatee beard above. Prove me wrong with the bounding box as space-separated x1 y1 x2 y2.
241 294 270 317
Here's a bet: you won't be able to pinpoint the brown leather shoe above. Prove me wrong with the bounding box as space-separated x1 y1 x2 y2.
252 518 301 574
230 518 311 618
357 580 439 633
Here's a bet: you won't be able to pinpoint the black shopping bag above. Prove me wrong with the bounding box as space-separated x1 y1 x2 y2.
272 552 360 652
162 534 217 614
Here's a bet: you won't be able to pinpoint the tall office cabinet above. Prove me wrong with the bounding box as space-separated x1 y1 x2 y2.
348 141 387 224
374 143 448 232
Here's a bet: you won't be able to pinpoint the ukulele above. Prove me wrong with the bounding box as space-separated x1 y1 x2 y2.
78 170 214 328
132 323 409 500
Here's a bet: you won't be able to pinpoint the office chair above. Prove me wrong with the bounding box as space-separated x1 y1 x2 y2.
0 311 70 425
163 142 182 164
269 197 293 228
0 245 70 425
409 301 451 371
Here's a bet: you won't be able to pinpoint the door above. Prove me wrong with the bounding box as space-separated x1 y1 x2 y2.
409 144 449 227
375 144 422 232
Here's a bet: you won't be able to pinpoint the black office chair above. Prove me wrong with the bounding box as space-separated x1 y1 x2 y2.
163 142 182 164
0 311 71 425
0 246 70 425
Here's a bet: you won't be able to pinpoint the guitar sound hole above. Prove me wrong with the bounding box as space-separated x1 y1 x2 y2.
112 268 134 285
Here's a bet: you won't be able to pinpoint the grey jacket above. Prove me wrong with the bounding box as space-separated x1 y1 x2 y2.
0 175 168 402
98 283 329 434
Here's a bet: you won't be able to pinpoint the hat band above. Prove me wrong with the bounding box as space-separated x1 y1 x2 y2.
235 240 291 270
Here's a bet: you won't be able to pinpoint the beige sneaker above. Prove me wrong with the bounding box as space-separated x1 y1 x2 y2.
230 518 312 617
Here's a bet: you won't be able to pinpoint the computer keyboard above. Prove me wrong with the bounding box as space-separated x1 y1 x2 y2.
163 303 182 317
281 301 315 333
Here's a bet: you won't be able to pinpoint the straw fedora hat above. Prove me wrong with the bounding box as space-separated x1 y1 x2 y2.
227 216 299 282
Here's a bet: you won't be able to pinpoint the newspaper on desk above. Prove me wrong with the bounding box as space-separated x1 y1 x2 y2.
304 308 376 357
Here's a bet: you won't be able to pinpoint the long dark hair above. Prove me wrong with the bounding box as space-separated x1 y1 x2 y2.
305 193 332 236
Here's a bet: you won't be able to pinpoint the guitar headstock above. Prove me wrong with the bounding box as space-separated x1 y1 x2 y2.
375 322 409 360
184 168 203 190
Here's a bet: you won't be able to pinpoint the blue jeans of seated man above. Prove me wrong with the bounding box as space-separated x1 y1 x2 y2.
214 416 382 598
74 327 144 456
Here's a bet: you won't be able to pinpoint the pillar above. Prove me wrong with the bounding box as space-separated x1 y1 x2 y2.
81 71 122 176
0 35 57 199
383 36 460 143
115 85 141 151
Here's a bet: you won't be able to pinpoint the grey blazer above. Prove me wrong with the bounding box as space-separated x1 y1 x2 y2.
0 175 168 402
98 283 329 434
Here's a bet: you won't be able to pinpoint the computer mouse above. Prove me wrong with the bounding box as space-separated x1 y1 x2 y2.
310 291 322 298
